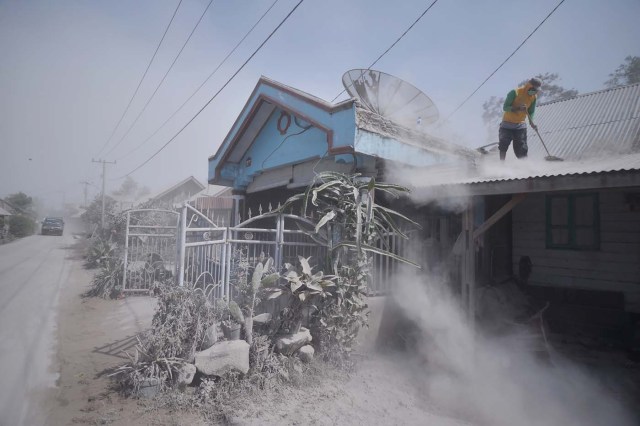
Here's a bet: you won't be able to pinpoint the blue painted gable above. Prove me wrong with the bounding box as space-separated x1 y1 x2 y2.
208 77 357 189
208 77 477 191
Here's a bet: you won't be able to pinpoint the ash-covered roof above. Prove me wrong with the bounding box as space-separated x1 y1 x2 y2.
355 104 479 160
388 153 640 197
527 83 640 160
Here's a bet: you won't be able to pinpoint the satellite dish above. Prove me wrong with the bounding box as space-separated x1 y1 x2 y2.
342 69 439 129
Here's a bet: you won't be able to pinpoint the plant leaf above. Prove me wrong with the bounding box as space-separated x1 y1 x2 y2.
332 241 421 268
251 262 264 291
306 281 323 292
260 273 280 287
315 210 335 233
228 300 245 324
291 280 303 293
266 289 283 299
298 255 313 276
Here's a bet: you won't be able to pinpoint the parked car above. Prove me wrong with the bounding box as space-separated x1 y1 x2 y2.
41 217 64 236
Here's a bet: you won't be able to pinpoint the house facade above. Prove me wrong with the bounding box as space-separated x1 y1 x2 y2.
207 76 476 223
433 84 640 345
207 76 640 347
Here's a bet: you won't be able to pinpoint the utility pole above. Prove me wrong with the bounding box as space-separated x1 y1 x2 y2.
79 181 91 207
91 159 116 229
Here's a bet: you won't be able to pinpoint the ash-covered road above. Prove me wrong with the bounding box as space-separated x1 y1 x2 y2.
0 220 83 426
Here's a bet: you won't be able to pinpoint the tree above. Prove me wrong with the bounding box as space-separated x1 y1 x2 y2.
605 56 640 88
112 176 139 197
81 194 117 229
8 215 36 237
136 185 151 199
482 73 578 130
6 192 33 212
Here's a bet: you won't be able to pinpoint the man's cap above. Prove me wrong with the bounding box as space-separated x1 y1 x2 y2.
529 77 543 87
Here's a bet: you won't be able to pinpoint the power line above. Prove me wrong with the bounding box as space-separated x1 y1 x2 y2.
441 0 567 123
118 0 306 179
96 0 183 157
116 0 281 162
104 0 215 158
331 0 441 103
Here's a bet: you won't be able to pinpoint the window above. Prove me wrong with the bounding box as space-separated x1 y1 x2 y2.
546 193 599 250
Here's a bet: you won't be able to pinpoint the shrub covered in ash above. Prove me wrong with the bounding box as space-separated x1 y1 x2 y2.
279 172 419 366
8 215 36 238
84 247 123 299
85 236 118 269
144 285 220 361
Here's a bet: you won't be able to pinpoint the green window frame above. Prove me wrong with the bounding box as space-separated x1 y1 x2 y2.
545 193 600 250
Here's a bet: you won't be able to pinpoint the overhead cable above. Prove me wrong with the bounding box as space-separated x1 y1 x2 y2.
441 0 567 123
118 0 306 178
105 0 215 157
95 0 183 157
331 0 440 103
116 0 280 162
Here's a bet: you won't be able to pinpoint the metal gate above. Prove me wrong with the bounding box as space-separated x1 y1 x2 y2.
122 209 180 292
177 204 326 301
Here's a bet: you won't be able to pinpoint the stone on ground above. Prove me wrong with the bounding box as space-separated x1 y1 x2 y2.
195 340 249 376
296 345 315 363
174 362 196 388
275 327 312 356
252 313 272 325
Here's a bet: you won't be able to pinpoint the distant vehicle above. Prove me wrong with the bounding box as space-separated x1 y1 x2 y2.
41 217 64 236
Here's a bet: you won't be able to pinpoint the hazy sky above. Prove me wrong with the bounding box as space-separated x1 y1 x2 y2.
1 0 639 209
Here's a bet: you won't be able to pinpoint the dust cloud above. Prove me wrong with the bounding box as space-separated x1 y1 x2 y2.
382 153 636 425
388 269 635 426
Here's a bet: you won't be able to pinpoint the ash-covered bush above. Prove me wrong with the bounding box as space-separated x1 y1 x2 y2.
85 236 118 268
142 285 219 361
8 215 35 237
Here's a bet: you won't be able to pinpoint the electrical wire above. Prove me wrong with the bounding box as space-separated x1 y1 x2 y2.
441 0 567 123
95 0 183 157
261 125 312 169
115 0 281 162
331 0 440 103
104 0 215 158
118 0 306 179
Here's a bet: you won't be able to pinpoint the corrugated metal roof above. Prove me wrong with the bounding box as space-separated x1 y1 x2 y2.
527 83 640 160
406 84 640 189
465 152 640 185
0 206 12 216
395 153 640 189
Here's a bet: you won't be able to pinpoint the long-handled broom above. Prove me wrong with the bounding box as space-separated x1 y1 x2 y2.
528 112 563 161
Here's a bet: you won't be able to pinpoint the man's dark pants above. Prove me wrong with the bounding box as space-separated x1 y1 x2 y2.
498 127 528 158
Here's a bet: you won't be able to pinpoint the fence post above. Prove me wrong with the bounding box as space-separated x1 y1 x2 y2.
122 210 131 291
177 203 187 287
274 214 284 271
224 227 231 299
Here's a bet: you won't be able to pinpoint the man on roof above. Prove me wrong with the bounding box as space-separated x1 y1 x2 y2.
498 77 542 160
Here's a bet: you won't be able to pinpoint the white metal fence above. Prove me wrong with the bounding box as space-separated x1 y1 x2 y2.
122 203 411 297
177 204 327 301
122 209 180 292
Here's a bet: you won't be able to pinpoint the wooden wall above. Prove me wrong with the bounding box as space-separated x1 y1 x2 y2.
512 188 640 312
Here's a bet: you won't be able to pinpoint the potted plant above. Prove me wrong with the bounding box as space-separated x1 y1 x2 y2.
220 300 243 340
